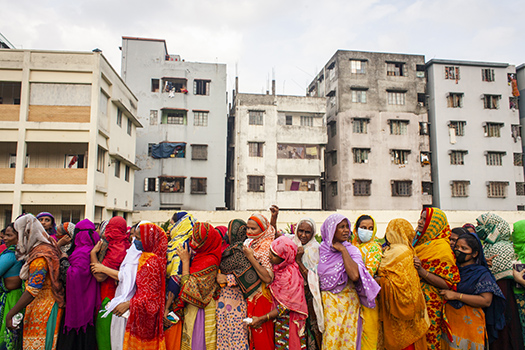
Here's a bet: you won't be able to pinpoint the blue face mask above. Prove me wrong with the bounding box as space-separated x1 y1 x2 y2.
357 227 374 243
134 239 143 251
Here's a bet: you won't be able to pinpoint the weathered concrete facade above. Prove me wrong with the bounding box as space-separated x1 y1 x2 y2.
427 59 525 210
308 50 431 210
0 49 141 225
121 37 227 211
227 92 327 210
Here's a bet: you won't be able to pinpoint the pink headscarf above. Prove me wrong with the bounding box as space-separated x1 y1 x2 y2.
270 236 308 350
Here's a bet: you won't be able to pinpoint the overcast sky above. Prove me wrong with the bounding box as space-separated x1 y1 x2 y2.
3 0 524 96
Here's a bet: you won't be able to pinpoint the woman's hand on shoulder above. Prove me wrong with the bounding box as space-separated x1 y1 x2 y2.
332 242 345 253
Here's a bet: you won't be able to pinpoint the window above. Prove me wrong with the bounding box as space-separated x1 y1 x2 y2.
192 145 208 160
277 144 319 159
331 151 337 166
127 118 132 135
422 182 433 195
8 154 16 168
450 150 468 165
97 147 105 173
353 118 368 134
517 182 525 196
163 111 187 125
391 150 410 165
327 61 336 80
191 178 207 194
114 160 121 178
159 176 185 193
150 110 158 125
451 181 469 197
416 65 426 78
481 69 495 82
391 180 412 197
194 111 208 126
351 90 367 103
151 79 159 92
194 80 210 95
353 148 370 164
483 95 500 109
519 206 525 211
447 93 463 108
353 180 371 196
249 110 264 125
330 122 337 137
64 154 85 169
388 91 406 105
386 62 405 76
0 82 21 105
510 97 519 110
247 176 265 192
144 178 158 192
419 122 429 135
162 78 188 95
487 182 508 198
484 123 503 137
390 120 409 135
350 60 366 74
449 121 466 136
331 182 338 196
125 165 130 182
278 177 317 191
418 93 426 106
300 116 314 126
515 153 523 167
248 142 263 157
421 152 431 166
148 143 155 157
61 210 81 223
445 66 460 81
486 152 505 166
286 115 293 125
512 125 522 142
116 109 122 127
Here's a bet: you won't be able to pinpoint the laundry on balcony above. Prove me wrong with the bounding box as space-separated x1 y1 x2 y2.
151 142 186 159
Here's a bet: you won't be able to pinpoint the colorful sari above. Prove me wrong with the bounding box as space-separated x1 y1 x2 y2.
413 208 460 350
378 219 429 350
245 214 276 350
0 246 23 350
180 222 222 350
270 236 308 350
513 219 525 343
318 214 380 350
123 223 168 350
444 232 505 350
476 213 523 349
351 215 382 350
167 212 196 297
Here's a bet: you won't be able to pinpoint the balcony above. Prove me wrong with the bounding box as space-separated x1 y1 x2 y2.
0 105 20 121
28 105 90 123
0 169 15 184
24 168 87 185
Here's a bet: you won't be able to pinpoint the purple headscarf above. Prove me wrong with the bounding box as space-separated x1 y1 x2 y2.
318 213 380 308
64 219 101 332
36 212 57 240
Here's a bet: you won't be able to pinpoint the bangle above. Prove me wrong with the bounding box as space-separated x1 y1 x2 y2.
459 293 463 300
266 314 270 321
425 271 429 278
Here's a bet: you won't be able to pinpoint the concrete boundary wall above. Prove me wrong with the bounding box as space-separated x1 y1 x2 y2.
132 210 525 238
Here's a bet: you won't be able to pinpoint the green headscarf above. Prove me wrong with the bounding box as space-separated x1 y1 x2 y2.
512 220 525 262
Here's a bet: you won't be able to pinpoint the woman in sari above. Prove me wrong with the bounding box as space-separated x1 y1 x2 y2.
122 223 168 350
243 214 276 350
318 213 380 350
176 222 222 350
351 215 382 350
377 219 429 350
512 219 525 343
6 214 64 350
36 212 58 241
412 207 460 350
440 232 505 350
0 223 24 350
57 219 100 350
216 219 258 350
476 212 523 350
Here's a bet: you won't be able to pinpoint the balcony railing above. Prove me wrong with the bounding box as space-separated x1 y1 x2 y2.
24 168 87 185
0 105 20 121
0 169 16 184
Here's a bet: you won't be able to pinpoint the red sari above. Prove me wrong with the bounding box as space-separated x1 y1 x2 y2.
101 217 130 300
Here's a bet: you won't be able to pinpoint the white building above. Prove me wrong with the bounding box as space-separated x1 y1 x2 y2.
0 49 141 226
426 59 525 211
226 90 327 210
121 37 227 211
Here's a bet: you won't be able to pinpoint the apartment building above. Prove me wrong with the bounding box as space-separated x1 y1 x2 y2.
308 50 431 210
426 59 524 210
226 86 327 210
0 49 141 226
121 37 227 211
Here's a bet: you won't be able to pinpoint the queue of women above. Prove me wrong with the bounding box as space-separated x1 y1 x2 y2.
0 207 525 350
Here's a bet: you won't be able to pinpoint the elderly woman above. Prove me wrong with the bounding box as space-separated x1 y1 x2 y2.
6 214 64 350
56 222 75 253
318 213 380 350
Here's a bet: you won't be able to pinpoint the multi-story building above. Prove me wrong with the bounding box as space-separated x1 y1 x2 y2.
307 50 431 210
426 59 525 210
121 37 227 211
517 64 525 204
0 49 141 226
0 33 15 49
226 84 327 210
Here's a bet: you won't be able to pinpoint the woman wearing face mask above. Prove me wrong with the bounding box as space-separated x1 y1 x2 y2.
351 215 382 350
439 232 505 350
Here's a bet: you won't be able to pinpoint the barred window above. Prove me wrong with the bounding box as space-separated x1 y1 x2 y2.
191 178 207 194
445 66 460 80
159 177 185 193
481 69 495 82
447 93 463 108
386 62 405 76
450 150 468 165
286 115 293 125
193 80 210 95
510 97 519 110
351 90 367 103
352 118 368 134
449 121 466 136
353 180 371 196
350 60 366 74
451 181 469 197
300 116 314 126
486 152 505 166
164 111 186 125
487 182 508 198
194 111 208 126
517 182 525 196
331 182 338 196
191 145 208 160
515 153 524 167
391 150 410 165
483 95 500 109
247 176 265 192
388 92 406 105
391 180 412 197
249 111 264 125
353 148 370 164
484 123 503 137
330 122 337 137
390 120 409 135
422 182 433 195
248 142 263 157
149 110 158 125
512 125 522 141
331 151 337 166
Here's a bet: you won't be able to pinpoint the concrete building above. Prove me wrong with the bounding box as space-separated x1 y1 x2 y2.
121 37 227 211
0 33 15 49
226 85 327 210
0 49 141 226
426 59 524 211
517 64 525 206
307 50 431 211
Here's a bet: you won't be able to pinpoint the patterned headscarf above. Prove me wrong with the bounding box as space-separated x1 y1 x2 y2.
36 212 57 238
167 212 195 277
140 223 168 262
247 214 275 269
476 212 515 280
351 214 382 276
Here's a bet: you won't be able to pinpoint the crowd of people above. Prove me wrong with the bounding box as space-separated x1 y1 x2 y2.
0 206 524 350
